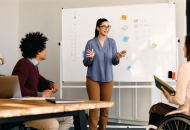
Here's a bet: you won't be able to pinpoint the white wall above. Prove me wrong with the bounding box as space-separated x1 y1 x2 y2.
0 0 19 75
169 0 187 65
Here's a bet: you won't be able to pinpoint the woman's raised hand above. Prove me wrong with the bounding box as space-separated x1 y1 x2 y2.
86 49 96 58
86 49 95 61
116 50 127 59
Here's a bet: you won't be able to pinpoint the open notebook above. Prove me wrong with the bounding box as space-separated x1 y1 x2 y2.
154 75 175 94
11 97 55 100
46 99 83 103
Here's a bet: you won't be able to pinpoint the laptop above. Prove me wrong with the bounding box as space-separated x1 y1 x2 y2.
0 76 55 100
0 76 22 98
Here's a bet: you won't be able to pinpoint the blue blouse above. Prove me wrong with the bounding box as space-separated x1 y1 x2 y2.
83 37 119 82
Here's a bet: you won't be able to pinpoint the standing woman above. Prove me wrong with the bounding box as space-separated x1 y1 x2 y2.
83 18 127 130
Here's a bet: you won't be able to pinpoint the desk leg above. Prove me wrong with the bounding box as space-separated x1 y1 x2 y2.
73 110 87 130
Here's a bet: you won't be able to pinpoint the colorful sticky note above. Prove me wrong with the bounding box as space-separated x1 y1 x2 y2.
82 51 85 57
123 25 129 30
108 35 113 39
121 15 127 20
134 19 138 23
134 24 138 28
123 36 129 42
127 65 131 70
152 43 157 48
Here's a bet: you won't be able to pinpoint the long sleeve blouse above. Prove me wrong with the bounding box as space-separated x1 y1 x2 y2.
166 62 190 116
83 37 119 82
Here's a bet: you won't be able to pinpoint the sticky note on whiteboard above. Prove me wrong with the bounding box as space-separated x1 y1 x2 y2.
134 19 138 23
108 35 113 39
151 43 157 48
134 24 138 28
121 15 127 20
123 36 129 42
123 25 129 30
127 65 131 70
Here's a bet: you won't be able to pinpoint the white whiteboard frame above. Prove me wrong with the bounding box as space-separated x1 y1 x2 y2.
61 3 178 83
60 3 178 94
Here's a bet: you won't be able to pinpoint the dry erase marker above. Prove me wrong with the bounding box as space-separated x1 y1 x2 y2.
92 48 94 58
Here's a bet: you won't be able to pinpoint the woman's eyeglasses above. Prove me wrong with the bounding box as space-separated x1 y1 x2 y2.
100 25 111 30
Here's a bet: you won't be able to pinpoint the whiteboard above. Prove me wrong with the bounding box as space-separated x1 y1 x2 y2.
62 3 177 82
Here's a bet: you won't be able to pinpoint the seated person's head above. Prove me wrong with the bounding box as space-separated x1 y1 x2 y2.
20 32 48 61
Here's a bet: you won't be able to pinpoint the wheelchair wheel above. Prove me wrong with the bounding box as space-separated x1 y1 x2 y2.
157 117 190 130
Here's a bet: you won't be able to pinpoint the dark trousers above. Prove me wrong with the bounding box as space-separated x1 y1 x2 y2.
149 102 177 126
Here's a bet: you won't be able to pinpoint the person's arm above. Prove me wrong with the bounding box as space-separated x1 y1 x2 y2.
112 40 120 65
83 41 93 67
38 74 52 94
0 58 3 65
12 62 38 97
168 64 190 105
0 54 4 65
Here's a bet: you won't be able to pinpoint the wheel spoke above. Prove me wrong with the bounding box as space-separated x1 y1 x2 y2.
184 122 187 130
175 120 178 129
170 121 174 130
177 120 179 130
167 123 171 130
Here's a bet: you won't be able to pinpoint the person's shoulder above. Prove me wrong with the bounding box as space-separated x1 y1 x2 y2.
179 62 190 73
16 58 31 66
88 38 96 43
86 38 96 45
12 58 31 74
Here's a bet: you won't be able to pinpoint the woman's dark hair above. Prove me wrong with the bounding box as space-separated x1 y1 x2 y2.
185 35 190 61
95 18 109 38
20 32 48 59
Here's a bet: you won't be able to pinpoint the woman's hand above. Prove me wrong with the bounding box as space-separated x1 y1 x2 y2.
161 86 175 99
116 50 127 61
86 49 95 62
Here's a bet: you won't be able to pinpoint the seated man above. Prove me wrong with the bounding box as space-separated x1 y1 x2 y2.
12 32 73 130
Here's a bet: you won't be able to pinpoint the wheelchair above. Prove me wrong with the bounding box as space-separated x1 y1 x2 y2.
146 113 190 130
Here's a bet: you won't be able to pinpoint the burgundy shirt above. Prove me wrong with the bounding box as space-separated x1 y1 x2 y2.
12 58 50 97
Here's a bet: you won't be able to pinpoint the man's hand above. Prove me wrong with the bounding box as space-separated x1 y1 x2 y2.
42 89 53 97
49 82 59 93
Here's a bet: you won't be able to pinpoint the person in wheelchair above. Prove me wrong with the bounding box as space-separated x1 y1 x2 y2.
148 35 190 129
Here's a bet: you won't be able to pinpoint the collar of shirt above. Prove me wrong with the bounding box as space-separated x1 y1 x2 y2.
28 58 39 67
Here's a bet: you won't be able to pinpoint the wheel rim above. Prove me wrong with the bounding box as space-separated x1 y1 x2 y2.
157 117 190 130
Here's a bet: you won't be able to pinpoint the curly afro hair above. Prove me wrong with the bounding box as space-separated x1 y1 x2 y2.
20 32 48 59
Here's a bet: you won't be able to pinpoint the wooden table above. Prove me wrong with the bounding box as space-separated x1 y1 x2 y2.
0 99 114 130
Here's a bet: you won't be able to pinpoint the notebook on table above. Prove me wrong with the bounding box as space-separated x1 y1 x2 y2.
154 75 175 94
46 99 84 104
